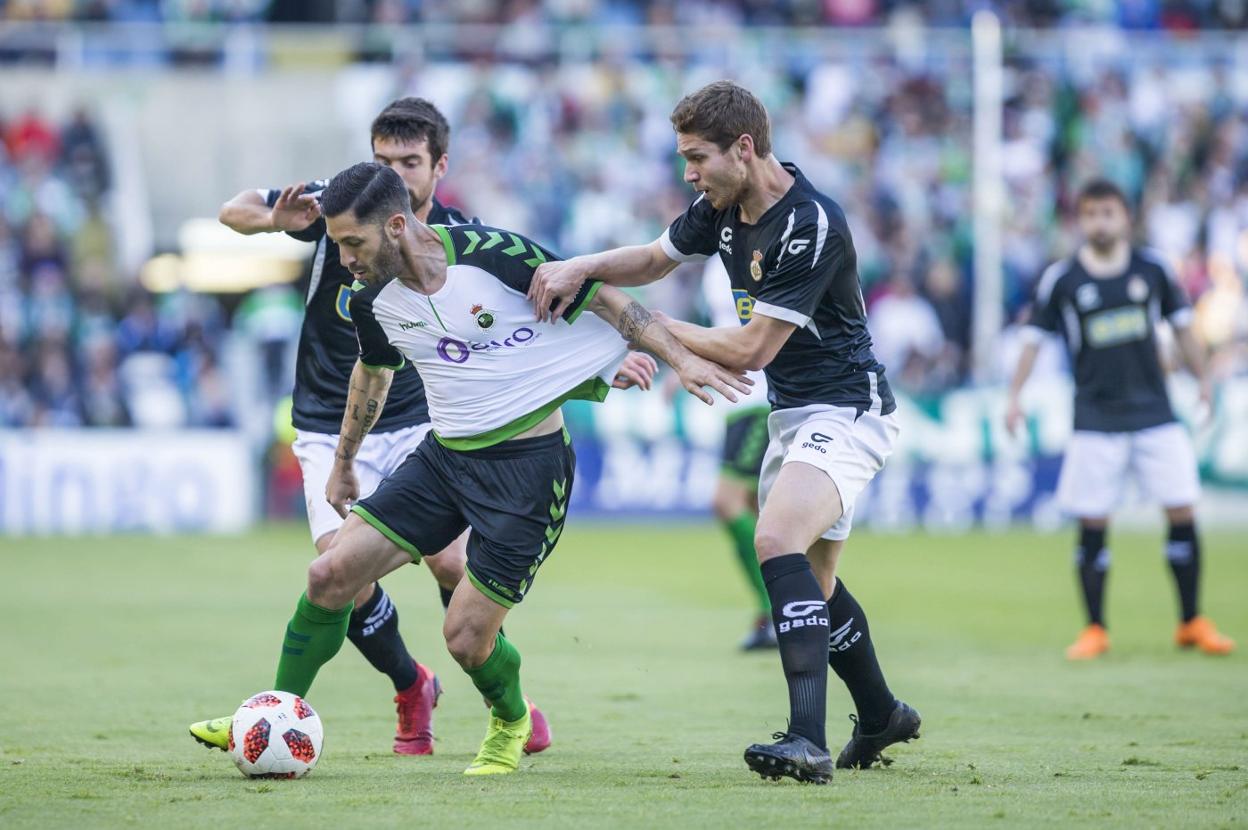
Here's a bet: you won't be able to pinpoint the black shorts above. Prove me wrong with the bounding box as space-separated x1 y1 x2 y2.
353 428 575 608
720 407 770 485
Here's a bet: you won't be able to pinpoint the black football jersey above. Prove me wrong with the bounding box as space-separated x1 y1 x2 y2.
261 181 473 433
1027 248 1191 432
660 163 894 415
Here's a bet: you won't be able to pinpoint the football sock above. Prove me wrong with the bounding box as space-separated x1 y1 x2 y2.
275 592 352 698
346 582 419 692
761 553 829 750
826 579 897 734
725 512 770 614
1075 525 1109 627
464 632 526 722
1166 522 1200 623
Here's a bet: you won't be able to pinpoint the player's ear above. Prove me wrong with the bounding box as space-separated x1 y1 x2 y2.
432 154 449 180
386 212 406 238
736 134 754 163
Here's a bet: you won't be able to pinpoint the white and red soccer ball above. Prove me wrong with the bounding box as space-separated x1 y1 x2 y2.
228 691 324 779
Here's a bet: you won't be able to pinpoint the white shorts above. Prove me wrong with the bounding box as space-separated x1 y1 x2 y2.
1055 422 1201 517
758 404 899 541
292 422 433 544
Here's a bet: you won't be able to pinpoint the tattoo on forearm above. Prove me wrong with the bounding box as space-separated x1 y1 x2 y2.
362 399 378 432
618 301 655 344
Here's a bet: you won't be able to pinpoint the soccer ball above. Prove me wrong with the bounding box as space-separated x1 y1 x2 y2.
228 691 324 779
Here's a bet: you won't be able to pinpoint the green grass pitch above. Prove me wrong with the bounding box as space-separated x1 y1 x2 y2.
1 523 1245 829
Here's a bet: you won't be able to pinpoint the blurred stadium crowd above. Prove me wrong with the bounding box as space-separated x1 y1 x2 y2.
3 0 1247 29
1 22 1247 428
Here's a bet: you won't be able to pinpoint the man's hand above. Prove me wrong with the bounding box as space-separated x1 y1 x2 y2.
326 460 360 519
529 259 589 323
675 354 753 405
612 351 658 390
1004 396 1025 437
271 182 322 232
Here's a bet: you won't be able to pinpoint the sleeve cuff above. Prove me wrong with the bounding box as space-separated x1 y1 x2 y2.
1167 307 1194 328
360 356 406 372
751 301 811 328
564 280 602 324
659 229 709 264
1018 325 1048 345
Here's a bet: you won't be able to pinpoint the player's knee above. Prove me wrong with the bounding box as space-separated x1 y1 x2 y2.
753 525 795 562
306 555 352 609
1166 505 1195 525
443 623 490 669
425 549 465 591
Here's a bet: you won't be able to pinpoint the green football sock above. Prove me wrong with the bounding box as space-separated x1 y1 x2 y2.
274 593 352 698
725 511 770 614
464 632 526 722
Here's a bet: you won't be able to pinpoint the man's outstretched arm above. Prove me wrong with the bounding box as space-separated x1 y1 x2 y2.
586 285 751 405
530 240 679 322
219 183 321 236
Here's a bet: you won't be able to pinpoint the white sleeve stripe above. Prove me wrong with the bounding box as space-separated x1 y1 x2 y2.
659 228 708 264
1035 259 1069 305
1168 307 1194 328
752 301 810 328
811 201 829 269
775 208 796 267
1018 325 1048 345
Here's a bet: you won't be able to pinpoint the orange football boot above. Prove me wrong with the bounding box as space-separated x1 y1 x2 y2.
1175 617 1235 655
1065 624 1110 660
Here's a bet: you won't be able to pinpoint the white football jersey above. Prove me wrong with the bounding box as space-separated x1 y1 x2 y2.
351 224 628 449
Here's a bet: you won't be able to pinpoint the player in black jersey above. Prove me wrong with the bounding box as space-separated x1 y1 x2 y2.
210 98 554 756
530 81 920 783
1007 179 1234 659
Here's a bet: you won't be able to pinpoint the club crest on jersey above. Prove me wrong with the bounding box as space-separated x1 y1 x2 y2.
750 249 764 282
1127 275 1149 303
335 285 353 322
470 303 497 331
1075 282 1101 311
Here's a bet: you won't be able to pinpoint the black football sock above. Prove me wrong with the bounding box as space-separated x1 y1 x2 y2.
762 554 829 750
347 582 419 692
826 580 897 734
1166 522 1200 623
1075 526 1109 627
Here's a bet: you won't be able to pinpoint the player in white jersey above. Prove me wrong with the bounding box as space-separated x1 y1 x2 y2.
701 256 776 649
193 162 749 779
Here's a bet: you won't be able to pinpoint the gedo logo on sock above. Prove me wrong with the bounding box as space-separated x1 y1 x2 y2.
778 600 829 634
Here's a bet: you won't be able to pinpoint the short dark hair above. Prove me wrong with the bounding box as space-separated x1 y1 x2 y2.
370 97 450 161
1076 178 1130 211
322 162 411 224
670 80 772 158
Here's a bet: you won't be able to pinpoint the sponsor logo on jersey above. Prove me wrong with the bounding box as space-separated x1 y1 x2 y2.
750 249 764 282
335 285 353 322
787 238 810 257
732 289 755 324
436 327 540 363
719 226 733 255
1127 275 1149 303
1076 282 1101 311
778 600 828 634
399 320 427 331
470 303 497 331
1085 305 1149 348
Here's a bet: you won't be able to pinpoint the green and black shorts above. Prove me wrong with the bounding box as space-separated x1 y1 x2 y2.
720 406 770 486
352 429 575 608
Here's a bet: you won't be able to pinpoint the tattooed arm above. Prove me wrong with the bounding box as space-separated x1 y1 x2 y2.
587 285 751 405
326 360 394 517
